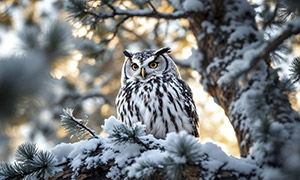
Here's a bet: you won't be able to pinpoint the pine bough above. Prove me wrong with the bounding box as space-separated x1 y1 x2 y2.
0 109 258 180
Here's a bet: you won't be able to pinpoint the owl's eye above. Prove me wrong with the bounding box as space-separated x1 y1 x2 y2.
149 62 158 69
131 63 139 71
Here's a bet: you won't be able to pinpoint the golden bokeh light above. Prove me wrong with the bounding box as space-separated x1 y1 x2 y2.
50 51 82 79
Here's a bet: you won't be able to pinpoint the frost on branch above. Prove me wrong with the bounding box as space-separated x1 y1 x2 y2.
1 111 258 179
61 108 98 139
48 114 258 179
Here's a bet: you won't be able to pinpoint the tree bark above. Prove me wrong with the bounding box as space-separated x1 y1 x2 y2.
188 0 300 157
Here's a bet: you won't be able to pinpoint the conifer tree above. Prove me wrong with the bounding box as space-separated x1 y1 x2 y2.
1 0 300 179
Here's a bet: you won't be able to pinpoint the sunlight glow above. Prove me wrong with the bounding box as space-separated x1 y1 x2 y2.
188 71 240 157
50 51 82 79
73 27 88 37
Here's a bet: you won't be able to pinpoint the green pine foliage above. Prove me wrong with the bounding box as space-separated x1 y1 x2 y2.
65 0 90 21
164 132 203 180
44 21 73 58
290 58 300 82
0 143 57 180
109 123 146 145
15 143 38 163
130 157 164 179
61 108 98 139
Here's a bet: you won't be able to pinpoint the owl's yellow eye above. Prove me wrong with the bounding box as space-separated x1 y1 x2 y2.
149 62 158 69
132 63 139 71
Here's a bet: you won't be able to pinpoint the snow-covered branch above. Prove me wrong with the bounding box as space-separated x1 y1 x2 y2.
229 17 300 81
48 117 258 180
66 0 191 21
89 7 190 20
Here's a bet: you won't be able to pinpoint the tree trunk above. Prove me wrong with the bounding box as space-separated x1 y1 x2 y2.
188 0 300 157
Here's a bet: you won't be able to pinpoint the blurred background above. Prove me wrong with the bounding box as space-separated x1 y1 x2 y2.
0 0 299 161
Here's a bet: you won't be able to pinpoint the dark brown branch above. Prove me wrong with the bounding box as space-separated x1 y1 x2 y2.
147 0 158 14
65 110 99 139
108 16 129 41
86 7 191 20
104 2 116 14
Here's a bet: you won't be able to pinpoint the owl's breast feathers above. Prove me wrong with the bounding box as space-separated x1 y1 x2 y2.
116 75 199 138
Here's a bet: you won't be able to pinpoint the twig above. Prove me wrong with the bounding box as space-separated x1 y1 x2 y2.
85 6 190 20
108 16 129 41
104 2 116 14
147 0 158 14
67 112 99 139
263 2 279 29
134 137 151 150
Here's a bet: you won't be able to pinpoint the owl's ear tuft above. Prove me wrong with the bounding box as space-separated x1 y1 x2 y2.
123 50 133 58
154 47 171 56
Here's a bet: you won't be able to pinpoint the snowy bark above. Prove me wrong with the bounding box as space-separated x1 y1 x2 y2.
187 0 300 157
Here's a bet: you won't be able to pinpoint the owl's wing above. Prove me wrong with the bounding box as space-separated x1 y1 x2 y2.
177 79 200 137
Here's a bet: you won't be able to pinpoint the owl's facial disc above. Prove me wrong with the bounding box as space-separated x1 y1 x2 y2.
124 51 170 82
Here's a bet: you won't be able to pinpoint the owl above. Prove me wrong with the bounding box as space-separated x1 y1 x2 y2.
116 47 199 139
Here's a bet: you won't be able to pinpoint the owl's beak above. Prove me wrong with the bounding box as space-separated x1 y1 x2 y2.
141 67 145 78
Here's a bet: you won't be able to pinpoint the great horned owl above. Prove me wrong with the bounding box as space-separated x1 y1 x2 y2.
116 47 199 139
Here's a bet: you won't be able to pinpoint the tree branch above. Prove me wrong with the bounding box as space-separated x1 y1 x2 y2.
61 109 99 139
86 7 190 20
70 115 99 139
147 0 158 14
233 17 300 80
108 16 129 41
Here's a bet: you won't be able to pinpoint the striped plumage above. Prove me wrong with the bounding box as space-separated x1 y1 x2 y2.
116 47 199 139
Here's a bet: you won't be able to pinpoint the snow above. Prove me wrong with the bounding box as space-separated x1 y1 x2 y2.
105 143 142 167
169 0 181 10
50 143 74 163
127 150 166 178
165 131 203 163
51 137 103 179
289 16 300 32
182 48 204 73
102 116 123 134
201 142 256 174
202 142 227 161
219 44 266 85
51 117 258 179
183 0 204 12
201 21 215 34
227 26 255 43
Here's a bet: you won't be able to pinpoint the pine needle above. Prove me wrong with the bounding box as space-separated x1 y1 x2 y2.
109 123 150 149
290 58 300 82
61 108 98 139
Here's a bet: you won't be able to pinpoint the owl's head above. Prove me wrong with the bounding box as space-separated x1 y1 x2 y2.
121 47 180 85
